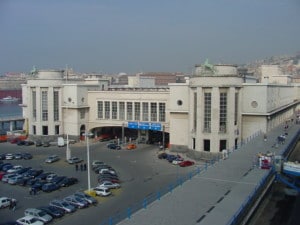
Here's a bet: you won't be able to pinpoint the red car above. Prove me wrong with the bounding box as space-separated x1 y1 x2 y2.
179 160 195 167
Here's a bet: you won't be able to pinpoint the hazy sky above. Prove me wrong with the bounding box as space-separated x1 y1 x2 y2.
0 0 299 74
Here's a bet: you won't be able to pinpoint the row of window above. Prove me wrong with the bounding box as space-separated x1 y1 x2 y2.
97 101 166 122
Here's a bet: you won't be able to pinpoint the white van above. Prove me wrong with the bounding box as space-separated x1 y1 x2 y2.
57 137 65 147
24 208 53 223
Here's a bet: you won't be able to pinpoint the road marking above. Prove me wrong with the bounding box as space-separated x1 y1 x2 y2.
195 176 257 185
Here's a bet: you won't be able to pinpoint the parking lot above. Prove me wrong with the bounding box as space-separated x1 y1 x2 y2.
0 140 196 225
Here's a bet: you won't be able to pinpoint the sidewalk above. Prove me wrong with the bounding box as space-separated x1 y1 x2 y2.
117 122 300 225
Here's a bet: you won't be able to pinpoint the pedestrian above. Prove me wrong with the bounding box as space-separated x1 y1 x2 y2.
9 200 13 210
12 200 16 211
84 164 87 171
80 164 83 171
75 164 78 171
29 187 32 195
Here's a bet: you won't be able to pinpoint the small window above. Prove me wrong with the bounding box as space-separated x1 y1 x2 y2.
177 100 183 106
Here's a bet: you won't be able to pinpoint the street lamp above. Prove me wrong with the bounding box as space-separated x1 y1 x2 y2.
84 132 93 192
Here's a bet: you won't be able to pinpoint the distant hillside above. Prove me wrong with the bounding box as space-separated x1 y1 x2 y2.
246 52 300 77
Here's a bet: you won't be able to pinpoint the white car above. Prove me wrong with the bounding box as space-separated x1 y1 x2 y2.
7 165 23 173
16 215 44 225
67 157 83 164
45 155 59 163
98 168 117 175
93 187 111 197
0 197 16 209
98 181 120 189
24 208 53 223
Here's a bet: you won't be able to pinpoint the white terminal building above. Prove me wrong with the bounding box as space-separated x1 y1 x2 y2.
21 64 300 154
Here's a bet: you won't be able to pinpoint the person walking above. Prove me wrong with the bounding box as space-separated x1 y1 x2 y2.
80 164 83 171
12 200 16 211
84 163 87 171
75 164 78 171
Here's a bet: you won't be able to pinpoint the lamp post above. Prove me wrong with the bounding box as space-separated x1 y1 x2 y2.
84 132 93 192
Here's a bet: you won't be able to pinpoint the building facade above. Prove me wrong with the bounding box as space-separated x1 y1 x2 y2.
21 65 300 153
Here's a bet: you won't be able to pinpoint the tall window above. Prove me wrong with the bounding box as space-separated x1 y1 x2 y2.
41 90 48 121
32 90 36 121
55 125 59 135
97 101 103 119
105 101 110 119
159 103 165 122
151 102 157 121
193 93 197 131
134 102 140 121
80 109 85 119
53 91 59 121
119 102 125 120
204 93 211 132
142 102 149 121
127 102 133 121
112 101 118 119
234 92 238 126
219 92 227 132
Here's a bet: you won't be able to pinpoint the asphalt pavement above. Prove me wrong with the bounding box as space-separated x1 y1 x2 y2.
0 140 195 225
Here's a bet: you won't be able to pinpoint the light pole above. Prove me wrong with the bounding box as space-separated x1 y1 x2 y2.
84 132 93 192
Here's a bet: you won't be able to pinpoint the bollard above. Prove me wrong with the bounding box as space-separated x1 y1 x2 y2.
127 207 131 219
109 217 113 225
143 198 147 209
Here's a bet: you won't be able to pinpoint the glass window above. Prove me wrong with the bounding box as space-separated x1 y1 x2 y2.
220 92 227 133
234 92 238 126
159 103 165 122
112 101 117 120
151 102 157 121
127 102 133 121
142 102 149 121
119 102 125 120
204 93 211 132
53 91 59 121
42 126 48 135
41 90 48 121
134 102 140 121
105 101 110 119
32 90 36 121
97 101 103 119
80 109 85 119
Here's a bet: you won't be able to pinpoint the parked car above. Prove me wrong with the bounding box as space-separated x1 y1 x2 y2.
22 153 33 160
0 163 12 171
63 195 89 208
14 153 23 159
73 192 97 205
17 140 26 146
2 173 16 183
51 176 66 185
98 181 120 189
2 164 13 172
24 208 53 223
43 142 50 147
16 216 44 225
31 180 47 190
67 157 83 164
45 155 59 163
38 206 65 218
57 177 78 187
8 175 23 185
107 143 121 150
42 183 59 192
35 172 52 181
92 160 106 168
35 140 43 147
98 168 117 175
7 165 23 173
0 197 16 209
126 143 137 150
24 141 35 146
49 200 76 213
179 160 195 167
5 153 14 160
46 173 57 182
93 187 111 197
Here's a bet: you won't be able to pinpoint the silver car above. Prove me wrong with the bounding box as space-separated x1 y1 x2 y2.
63 195 89 208
49 200 76 213
73 192 97 205
45 155 59 163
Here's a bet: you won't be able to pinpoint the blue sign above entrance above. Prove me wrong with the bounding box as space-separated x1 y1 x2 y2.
127 122 162 131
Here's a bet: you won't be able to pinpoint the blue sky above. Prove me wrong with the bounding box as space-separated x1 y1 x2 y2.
0 0 299 74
